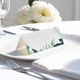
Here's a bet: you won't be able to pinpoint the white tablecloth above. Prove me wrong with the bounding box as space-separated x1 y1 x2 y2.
0 21 80 80
4 21 80 36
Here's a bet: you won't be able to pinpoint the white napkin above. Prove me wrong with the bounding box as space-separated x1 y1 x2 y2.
0 62 73 80
32 46 80 80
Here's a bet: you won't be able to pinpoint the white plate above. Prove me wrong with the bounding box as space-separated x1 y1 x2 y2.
0 34 80 61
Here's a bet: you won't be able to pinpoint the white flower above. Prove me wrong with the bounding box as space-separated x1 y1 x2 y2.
31 1 62 23
16 5 33 25
16 1 62 25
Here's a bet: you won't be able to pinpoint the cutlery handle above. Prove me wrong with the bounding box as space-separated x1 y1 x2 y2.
24 68 47 79
22 26 40 31
3 30 16 35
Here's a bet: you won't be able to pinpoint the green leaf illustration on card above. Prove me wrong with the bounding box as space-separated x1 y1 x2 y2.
51 39 55 47
25 38 64 54
32 49 38 53
26 45 31 55
54 27 62 37
54 38 64 47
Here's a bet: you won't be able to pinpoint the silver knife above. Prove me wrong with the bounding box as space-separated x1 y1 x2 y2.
22 26 40 31
3 30 16 35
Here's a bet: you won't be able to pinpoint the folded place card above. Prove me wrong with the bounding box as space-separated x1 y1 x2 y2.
16 27 64 55
16 36 28 55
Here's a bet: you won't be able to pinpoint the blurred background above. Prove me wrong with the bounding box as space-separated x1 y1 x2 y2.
3 0 80 27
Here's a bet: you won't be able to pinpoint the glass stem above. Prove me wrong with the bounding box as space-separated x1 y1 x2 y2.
0 18 3 35
1 18 3 27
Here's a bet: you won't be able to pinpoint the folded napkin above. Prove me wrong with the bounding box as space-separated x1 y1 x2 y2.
32 46 80 80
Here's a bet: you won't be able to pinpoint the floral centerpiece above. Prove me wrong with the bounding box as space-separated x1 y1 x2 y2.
16 0 62 25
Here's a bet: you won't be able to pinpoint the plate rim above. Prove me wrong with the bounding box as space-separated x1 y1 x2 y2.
0 33 80 61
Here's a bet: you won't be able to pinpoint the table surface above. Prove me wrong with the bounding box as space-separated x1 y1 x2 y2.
4 21 80 36
0 21 80 80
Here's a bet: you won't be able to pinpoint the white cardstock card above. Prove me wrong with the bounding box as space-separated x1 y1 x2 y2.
16 27 64 55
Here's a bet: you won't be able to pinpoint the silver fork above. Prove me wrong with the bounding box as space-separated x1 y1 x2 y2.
6 59 47 80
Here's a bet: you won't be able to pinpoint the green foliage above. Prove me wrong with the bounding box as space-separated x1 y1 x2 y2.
28 0 38 6
32 49 38 53
54 38 64 47
54 27 61 37
25 38 64 55
51 39 55 47
59 38 64 44
26 45 31 55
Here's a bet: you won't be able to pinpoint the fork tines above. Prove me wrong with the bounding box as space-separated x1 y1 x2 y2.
6 59 20 69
